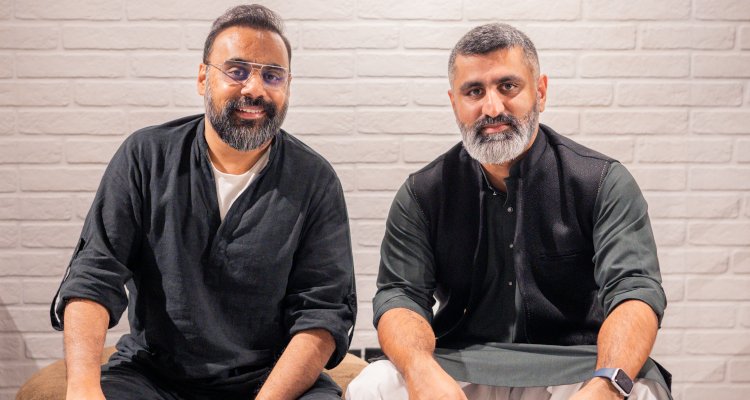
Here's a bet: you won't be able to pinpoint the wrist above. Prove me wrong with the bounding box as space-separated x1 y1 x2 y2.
592 367 632 398
401 352 440 382
66 382 104 397
589 377 625 398
66 371 101 390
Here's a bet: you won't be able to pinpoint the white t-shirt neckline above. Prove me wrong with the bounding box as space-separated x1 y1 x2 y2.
210 146 271 220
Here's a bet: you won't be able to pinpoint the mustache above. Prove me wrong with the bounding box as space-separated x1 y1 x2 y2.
472 113 520 133
226 96 277 119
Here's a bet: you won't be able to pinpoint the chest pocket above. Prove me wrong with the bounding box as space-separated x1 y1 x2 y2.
534 250 597 301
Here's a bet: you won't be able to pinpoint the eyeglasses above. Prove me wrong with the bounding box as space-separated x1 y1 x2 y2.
206 60 290 90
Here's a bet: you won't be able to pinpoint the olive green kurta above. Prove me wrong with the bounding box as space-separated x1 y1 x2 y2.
374 161 671 396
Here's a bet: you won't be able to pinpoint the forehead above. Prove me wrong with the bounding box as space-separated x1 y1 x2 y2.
208 26 289 67
451 47 534 86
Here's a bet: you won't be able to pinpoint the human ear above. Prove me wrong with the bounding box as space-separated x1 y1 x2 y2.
536 74 548 112
197 64 208 96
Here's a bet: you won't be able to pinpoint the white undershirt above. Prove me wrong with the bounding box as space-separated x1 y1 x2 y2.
210 146 271 220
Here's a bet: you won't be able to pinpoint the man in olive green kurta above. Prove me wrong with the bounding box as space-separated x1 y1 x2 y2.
347 23 670 400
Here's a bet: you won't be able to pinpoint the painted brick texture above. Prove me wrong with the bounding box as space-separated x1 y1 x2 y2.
1 1 749 397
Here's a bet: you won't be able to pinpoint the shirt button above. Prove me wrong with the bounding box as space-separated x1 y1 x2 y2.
509 243 514 249
507 206 514 213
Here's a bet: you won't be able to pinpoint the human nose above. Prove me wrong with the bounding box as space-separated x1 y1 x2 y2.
481 89 505 118
239 68 267 97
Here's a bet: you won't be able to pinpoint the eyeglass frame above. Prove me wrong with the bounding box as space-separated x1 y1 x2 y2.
204 60 291 90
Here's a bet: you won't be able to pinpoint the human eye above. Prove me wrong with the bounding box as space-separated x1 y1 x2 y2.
261 67 287 86
464 87 484 98
500 81 518 92
224 64 250 81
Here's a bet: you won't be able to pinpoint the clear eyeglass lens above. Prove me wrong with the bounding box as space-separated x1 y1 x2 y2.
217 61 288 89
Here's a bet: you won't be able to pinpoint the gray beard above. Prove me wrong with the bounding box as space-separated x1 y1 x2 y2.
204 84 288 152
459 102 539 165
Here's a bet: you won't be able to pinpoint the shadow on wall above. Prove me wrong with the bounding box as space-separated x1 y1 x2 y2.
664 349 747 400
652 282 750 399
0 301 44 399
0 294 129 398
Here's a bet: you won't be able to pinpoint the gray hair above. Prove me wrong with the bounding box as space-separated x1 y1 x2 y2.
203 4 291 65
448 23 539 83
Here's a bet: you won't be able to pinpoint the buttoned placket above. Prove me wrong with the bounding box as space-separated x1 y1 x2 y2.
475 166 521 343
503 178 521 341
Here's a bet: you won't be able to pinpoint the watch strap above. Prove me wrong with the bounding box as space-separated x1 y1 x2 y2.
593 367 632 397
593 367 618 379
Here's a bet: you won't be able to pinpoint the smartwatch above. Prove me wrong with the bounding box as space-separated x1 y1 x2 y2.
592 367 633 397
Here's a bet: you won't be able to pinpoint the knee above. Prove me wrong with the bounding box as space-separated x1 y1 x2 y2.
345 376 378 400
345 360 407 400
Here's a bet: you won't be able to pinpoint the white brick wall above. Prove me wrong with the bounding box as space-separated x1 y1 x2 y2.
0 0 749 398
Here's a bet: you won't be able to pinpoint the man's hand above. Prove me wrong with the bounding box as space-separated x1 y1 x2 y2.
570 378 623 400
402 354 467 400
378 308 466 400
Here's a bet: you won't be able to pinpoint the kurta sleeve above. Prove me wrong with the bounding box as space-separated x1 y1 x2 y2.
283 174 356 369
373 181 437 328
51 139 142 330
592 162 667 325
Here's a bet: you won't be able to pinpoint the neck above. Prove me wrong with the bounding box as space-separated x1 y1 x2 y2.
480 162 512 192
204 118 272 175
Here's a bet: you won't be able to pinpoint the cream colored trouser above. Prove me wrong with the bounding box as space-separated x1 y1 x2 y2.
346 360 670 400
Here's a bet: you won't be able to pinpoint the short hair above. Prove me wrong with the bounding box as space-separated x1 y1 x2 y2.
448 23 539 83
203 4 292 66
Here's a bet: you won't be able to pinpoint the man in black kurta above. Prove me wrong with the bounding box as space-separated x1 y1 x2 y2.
347 23 669 400
50 5 355 400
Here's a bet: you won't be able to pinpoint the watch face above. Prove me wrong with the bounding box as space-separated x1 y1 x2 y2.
614 369 634 394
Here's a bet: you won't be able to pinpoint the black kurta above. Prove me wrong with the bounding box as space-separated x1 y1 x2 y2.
51 114 357 390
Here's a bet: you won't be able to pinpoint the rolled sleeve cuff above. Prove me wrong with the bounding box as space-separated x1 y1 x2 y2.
52 271 129 331
373 292 433 329
288 309 354 369
603 277 667 326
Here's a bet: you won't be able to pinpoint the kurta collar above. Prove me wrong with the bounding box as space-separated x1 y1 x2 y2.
508 123 550 179
462 123 551 192
194 114 284 175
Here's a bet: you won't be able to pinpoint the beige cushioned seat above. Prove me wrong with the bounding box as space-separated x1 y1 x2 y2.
16 347 367 400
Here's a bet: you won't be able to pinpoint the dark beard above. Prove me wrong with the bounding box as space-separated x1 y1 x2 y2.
205 90 288 151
